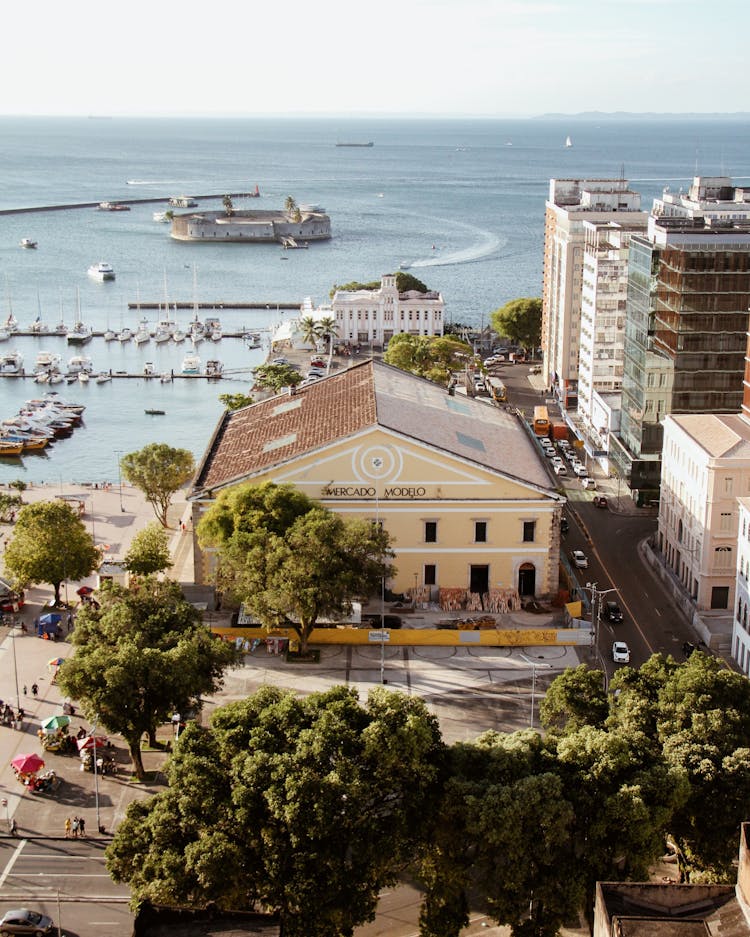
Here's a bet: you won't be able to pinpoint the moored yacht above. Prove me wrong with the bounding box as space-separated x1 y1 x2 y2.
181 352 201 374
67 321 93 345
117 327 132 343
0 351 23 374
133 319 151 344
67 355 94 374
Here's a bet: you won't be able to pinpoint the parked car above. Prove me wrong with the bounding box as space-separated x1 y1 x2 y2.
571 549 588 568
593 495 609 509
560 517 569 534
582 477 597 489
601 601 624 623
0 909 55 935
612 641 631 663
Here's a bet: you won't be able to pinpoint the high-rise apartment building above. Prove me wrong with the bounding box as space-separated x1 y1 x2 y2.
610 177 750 498
577 219 648 444
541 178 643 409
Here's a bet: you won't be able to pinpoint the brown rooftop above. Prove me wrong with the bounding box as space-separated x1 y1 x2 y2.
192 360 554 496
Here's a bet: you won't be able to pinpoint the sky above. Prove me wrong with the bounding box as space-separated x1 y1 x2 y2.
2 0 748 117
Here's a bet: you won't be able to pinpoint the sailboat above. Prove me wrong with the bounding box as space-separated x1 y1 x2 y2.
103 302 117 341
565 135 572 148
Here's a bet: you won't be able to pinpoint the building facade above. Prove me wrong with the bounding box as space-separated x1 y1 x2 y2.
189 360 564 603
577 220 647 447
331 275 444 348
733 498 750 676
541 178 644 410
610 178 750 497
658 412 750 615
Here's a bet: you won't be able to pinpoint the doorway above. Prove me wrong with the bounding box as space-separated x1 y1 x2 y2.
469 565 489 595
518 563 536 596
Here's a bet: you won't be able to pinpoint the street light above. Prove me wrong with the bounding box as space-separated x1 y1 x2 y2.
89 717 102 834
583 581 619 651
114 450 124 512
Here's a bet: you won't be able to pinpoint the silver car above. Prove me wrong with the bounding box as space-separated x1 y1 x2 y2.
0 909 54 936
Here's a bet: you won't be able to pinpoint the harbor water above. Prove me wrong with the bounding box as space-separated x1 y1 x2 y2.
0 115 748 483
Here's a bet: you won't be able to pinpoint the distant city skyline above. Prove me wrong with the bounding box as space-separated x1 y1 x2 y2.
4 0 749 118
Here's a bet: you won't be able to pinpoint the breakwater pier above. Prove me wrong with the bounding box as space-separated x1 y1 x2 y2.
0 193 260 216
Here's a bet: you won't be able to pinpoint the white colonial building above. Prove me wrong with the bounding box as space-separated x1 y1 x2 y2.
331 274 444 348
659 412 750 616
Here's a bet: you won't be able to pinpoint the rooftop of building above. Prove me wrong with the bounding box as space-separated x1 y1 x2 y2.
191 359 556 496
666 413 750 459
597 882 742 937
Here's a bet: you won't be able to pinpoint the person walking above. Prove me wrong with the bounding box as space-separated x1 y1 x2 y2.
71 816 79 839
78 816 85 837
31 683 38 698
64 817 71 838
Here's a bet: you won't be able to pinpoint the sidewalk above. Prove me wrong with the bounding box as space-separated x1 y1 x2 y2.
0 481 191 837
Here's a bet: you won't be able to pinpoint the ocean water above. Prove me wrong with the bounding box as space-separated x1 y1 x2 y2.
0 115 748 483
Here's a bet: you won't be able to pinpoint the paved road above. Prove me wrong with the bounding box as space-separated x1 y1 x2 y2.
0 837 131 936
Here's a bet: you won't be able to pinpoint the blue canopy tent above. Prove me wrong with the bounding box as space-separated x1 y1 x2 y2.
36 613 62 638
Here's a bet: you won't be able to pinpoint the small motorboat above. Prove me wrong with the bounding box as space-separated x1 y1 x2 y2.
145 409 166 415
181 352 201 375
20 238 38 249
95 372 111 384
78 371 90 384
87 262 115 281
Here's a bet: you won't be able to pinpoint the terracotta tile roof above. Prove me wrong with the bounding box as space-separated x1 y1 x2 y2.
194 361 376 491
192 359 555 496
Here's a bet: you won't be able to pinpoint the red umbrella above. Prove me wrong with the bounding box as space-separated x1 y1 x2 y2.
76 586 95 596
76 735 107 751
11 753 45 774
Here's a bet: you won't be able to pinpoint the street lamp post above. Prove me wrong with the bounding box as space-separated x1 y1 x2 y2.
10 626 20 711
89 718 101 834
584 581 619 652
115 450 124 512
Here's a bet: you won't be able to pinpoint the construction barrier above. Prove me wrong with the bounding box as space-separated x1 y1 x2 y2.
211 625 592 648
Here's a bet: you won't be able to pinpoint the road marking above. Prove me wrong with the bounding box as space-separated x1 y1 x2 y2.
0 839 26 888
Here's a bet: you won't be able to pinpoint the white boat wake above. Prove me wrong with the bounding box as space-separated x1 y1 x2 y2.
408 230 506 269
126 179 199 186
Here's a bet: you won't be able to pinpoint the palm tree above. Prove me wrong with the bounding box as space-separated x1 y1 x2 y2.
222 195 235 217
317 315 338 373
298 315 320 350
284 196 298 218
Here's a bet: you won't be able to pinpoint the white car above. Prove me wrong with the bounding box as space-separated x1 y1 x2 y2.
573 464 588 477
571 549 588 568
582 477 597 489
612 641 631 664
553 464 568 476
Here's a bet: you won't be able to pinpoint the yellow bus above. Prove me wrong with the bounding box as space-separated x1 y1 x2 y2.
486 377 507 404
533 405 550 437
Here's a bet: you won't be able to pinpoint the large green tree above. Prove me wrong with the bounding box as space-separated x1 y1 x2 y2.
123 522 173 577
218 392 255 411
490 298 542 354
252 363 302 393
121 443 195 528
197 482 394 655
3 500 99 604
383 334 472 386
57 578 237 779
105 685 444 937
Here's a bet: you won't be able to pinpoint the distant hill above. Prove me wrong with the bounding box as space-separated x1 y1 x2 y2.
535 111 750 120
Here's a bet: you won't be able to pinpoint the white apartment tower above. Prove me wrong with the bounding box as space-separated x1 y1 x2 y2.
577 219 647 443
542 179 644 410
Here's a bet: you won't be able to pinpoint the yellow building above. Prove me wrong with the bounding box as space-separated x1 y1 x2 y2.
189 360 564 603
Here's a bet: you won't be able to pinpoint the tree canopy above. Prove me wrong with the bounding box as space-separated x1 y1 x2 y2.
197 482 394 654
57 578 237 779
106 685 444 937
93 651 750 934
218 392 255 411
383 333 473 385
121 444 195 528
123 522 173 577
490 297 542 353
252 363 302 393
329 271 429 299
3 500 99 603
